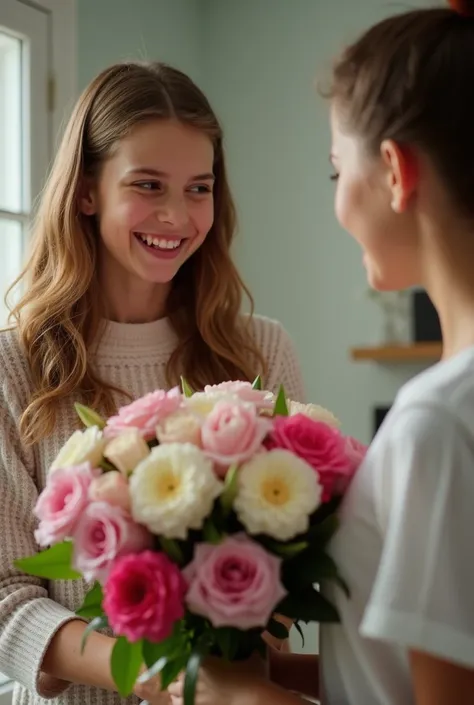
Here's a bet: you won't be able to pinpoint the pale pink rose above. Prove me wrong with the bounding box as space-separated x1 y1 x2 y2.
156 410 202 447
103 550 187 643
201 401 273 474
184 534 287 629
104 429 150 475
34 463 97 547
73 502 151 583
89 472 131 512
265 414 352 502
105 388 182 441
204 381 273 411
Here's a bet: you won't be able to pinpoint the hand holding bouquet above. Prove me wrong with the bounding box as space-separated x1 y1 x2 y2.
16 378 366 704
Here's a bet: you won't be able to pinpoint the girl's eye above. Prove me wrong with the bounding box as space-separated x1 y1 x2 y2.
188 184 212 194
330 173 339 182
135 181 161 191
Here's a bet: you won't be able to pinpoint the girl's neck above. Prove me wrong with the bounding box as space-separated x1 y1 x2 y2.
99 262 171 324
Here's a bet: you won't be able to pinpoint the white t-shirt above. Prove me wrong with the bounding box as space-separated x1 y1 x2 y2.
320 346 474 705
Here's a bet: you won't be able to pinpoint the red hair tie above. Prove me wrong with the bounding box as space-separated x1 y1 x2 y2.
449 0 474 16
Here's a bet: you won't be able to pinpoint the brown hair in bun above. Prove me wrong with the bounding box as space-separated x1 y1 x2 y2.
449 0 474 17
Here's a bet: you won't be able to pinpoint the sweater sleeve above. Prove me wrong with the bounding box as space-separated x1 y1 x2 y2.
251 315 306 403
0 365 77 697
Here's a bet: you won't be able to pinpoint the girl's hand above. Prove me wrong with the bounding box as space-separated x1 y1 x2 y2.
134 669 171 704
167 654 266 705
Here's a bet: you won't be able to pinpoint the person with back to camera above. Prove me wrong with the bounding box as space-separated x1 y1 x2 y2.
168 1 474 704
0 61 305 705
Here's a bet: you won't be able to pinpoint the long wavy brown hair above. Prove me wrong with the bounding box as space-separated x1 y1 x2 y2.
8 62 266 444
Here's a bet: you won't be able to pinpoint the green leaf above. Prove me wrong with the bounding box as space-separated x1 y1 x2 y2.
14 541 81 580
220 464 239 515
111 636 143 697
74 403 106 430
277 588 340 624
184 647 207 705
76 582 104 618
202 517 222 544
214 627 240 661
161 657 187 691
266 540 309 558
80 616 108 654
141 627 188 678
181 377 194 398
307 514 340 547
266 618 289 641
293 621 305 648
159 537 184 565
283 551 342 592
252 375 262 390
99 458 117 473
273 385 289 417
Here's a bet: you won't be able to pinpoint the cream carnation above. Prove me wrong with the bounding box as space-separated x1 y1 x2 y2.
289 401 341 429
234 449 321 541
51 427 106 472
130 443 223 539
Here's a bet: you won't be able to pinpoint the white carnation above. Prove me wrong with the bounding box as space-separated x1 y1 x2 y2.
130 443 223 539
289 400 341 429
234 449 321 541
50 426 106 472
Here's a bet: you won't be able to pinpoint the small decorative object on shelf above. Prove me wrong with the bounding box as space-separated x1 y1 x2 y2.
366 289 411 345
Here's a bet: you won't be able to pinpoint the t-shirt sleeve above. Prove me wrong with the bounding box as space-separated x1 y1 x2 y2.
360 402 474 669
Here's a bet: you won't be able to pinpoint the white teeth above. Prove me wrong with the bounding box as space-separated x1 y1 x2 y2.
137 233 182 250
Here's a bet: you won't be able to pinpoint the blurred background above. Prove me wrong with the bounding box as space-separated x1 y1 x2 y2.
0 0 443 685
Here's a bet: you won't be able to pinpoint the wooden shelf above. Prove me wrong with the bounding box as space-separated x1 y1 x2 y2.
351 342 442 363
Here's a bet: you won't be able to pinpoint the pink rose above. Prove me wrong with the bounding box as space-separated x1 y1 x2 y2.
34 463 97 547
204 381 273 411
73 502 151 583
105 388 182 441
201 401 273 474
103 550 186 643
265 414 351 502
184 534 286 630
89 471 131 512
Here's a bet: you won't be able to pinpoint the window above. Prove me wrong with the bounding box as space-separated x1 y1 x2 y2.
0 30 24 324
0 0 77 692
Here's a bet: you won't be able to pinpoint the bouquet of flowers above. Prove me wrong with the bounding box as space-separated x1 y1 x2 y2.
15 378 366 704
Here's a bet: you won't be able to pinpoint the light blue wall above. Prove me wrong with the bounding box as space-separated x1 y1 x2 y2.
200 0 435 449
77 0 202 89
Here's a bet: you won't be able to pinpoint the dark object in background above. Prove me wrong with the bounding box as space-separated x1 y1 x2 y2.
373 405 391 437
412 290 442 342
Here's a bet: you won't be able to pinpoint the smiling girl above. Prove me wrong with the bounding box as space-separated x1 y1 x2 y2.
0 62 304 705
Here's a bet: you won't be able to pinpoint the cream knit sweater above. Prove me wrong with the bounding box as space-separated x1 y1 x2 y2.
0 315 305 705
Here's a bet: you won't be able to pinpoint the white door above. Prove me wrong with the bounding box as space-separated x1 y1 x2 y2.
0 0 49 325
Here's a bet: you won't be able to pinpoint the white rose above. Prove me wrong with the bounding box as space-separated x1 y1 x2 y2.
289 401 341 429
156 410 202 447
50 426 106 472
186 391 238 418
104 428 150 475
234 449 321 541
130 443 222 539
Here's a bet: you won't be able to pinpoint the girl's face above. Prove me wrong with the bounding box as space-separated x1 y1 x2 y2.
81 119 215 303
330 106 421 291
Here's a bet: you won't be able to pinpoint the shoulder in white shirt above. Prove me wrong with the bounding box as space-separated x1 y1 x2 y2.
320 346 474 705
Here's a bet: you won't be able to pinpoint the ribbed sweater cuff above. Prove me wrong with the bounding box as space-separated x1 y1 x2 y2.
0 598 78 698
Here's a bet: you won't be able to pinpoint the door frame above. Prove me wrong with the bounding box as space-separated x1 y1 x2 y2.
16 0 77 144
